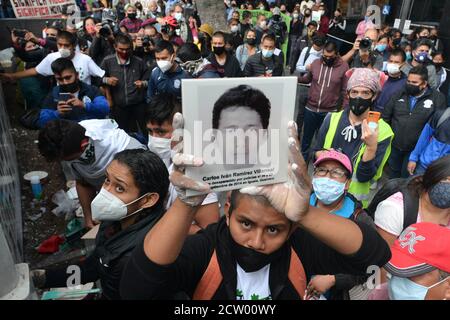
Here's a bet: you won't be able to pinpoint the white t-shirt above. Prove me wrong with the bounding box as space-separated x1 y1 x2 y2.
236 264 272 300
374 192 450 236
35 51 105 85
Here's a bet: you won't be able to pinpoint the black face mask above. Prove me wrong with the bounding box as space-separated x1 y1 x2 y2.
229 233 283 272
46 36 57 42
246 38 256 46
405 83 422 96
393 38 401 47
429 35 438 41
128 13 137 20
434 62 443 70
323 56 335 67
60 80 79 93
305 12 311 17
213 46 226 55
273 15 280 21
349 97 373 116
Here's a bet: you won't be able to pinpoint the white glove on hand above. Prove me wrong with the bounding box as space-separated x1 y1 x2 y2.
170 112 211 206
240 121 311 222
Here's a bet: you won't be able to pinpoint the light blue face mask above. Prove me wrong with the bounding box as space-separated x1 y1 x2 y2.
376 44 387 52
262 49 274 58
312 177 346 205
388 275 449 300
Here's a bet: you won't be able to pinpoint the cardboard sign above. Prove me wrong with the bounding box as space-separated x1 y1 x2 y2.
182 77 297 195
11 0 77 19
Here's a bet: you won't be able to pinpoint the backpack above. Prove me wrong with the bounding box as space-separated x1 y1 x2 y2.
435 107 450 130
366 178 419 230
192 248 306 300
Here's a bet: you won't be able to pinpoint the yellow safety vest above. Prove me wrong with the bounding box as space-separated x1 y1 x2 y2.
323 111 394 207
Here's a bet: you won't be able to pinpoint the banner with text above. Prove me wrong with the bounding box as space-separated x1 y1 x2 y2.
11 0 76 19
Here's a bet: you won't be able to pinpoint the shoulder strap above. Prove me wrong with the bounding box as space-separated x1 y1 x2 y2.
304 46 312 64
401 187 420 230
323 111 344 149
288 248 307 300
436 108 450 129
192 250 223 300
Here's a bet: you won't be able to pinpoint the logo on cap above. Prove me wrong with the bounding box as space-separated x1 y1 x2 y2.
398 226 426 254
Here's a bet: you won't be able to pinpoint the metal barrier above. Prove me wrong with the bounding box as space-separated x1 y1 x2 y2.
0 82 23 263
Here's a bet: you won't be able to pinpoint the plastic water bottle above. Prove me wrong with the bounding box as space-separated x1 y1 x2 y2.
30 176 42 199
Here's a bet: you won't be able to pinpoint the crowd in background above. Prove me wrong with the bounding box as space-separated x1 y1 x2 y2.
0 0 449 301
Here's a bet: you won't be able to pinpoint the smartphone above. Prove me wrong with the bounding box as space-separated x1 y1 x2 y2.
367 111 381 124
58 92 72 102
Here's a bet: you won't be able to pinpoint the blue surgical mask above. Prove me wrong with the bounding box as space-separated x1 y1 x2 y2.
389 275 449 300
376 44 387 52
262 49 274 58
312 177 346 205
406 52 412 61
428 182 450 209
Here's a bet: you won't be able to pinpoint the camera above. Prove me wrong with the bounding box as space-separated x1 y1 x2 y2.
13 29 27 38
100 8 119 37
142 36 154 47
359 37 373 51
161 24 170 34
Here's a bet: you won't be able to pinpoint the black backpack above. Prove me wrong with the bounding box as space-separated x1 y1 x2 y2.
366 178 420 230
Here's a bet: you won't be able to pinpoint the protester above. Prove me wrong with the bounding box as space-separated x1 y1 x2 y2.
1 31 105 85
289 21 318 74
37 119 146 229
38 58 109 128
176 43 221 78
236 29 258 71
408 109 450 175
295 33 326 74
374 49 407 112
244 34 284 77
197 23 214 58
382 65 446 178
30 149 170 300
120 118 391 300
306 150 376 300
147 40 189 104
311 68 394 207
207 31 243 78
342 28 383 71
374 155 450 247
386 223 450 300
328 8 346 52
432 51 447 91
298 41 349 162
120 4 143 35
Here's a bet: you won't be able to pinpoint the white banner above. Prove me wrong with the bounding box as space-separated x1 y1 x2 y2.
11 0 77 19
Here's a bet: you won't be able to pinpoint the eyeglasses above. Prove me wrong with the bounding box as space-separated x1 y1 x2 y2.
349 89 373 99
313 167 347 179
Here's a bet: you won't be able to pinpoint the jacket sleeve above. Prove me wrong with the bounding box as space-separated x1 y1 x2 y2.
381 94 397 125
85 95 110 119
296 47 307 72
120 232 213 300
409 122 434 163
292 220 391 280
38 109 60 128
427 65 438 90
146 69 157 103
356 136 391 183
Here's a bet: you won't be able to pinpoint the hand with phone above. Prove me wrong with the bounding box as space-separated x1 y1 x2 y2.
367 111 380 131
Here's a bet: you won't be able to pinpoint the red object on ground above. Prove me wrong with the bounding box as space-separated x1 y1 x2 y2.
38 235 65 254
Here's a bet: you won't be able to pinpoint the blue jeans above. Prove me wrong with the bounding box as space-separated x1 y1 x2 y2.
301 108 327 162
388 146 411 178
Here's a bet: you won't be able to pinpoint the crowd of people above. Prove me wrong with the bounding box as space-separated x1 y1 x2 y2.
0 0 449 301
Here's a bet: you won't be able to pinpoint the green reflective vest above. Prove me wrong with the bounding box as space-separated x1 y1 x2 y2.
323 111 394 207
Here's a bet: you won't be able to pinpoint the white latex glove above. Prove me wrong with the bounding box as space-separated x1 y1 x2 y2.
240 121 312 222
170 112 211 206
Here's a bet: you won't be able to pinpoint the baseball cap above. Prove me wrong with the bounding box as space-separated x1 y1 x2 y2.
385 222 450 278
313 149 353 175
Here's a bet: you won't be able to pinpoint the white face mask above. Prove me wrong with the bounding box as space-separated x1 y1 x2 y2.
91 188 150 221
157 59 173 73
174 12 183 21
148 134 172 168
59 48 71 58
230 25 239 33
293 13 299 19
259 21 267 29
386 63 401 76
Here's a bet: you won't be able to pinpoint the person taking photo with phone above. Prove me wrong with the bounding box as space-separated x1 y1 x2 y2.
37 58 109 128
311 68 394 207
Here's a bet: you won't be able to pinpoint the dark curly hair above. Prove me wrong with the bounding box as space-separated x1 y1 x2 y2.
212 85 271 129
113 149 170 210
38 120 86 161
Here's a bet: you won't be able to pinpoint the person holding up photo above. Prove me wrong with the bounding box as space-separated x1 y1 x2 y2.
120 115 391 300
